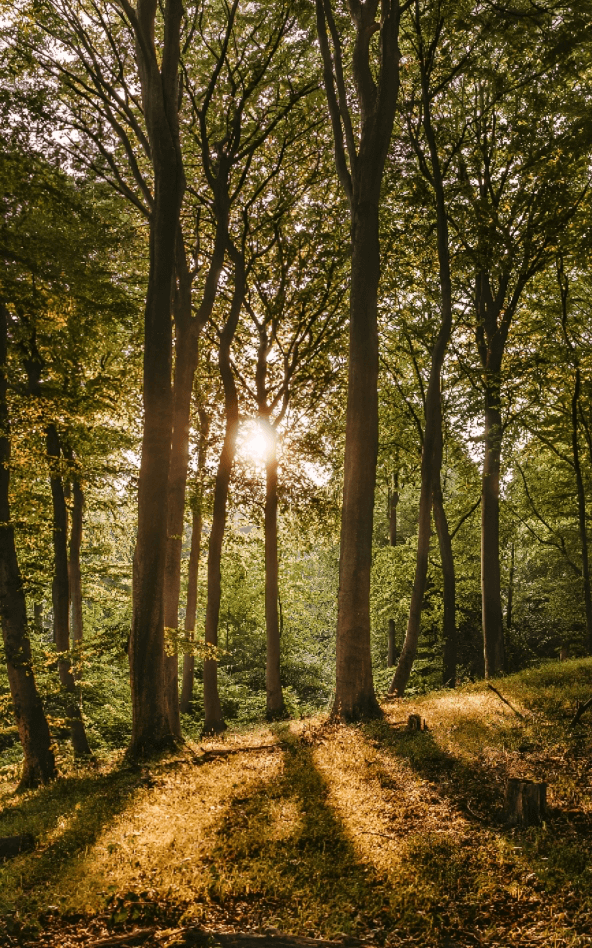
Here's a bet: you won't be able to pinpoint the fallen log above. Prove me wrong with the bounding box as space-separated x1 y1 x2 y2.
0 833 35 859
86 928 365 948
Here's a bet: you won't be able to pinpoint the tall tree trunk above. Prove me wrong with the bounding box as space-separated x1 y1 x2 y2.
128 0 185 755
433 474 456 688
387 619 396 667
389 29 453 697
203 248 245 734
69 476 83 647
481 382 505 677
0 303 55 787
180 408 209 714
334 199 382 718
316 0 401 720
264 429 285 718
571 367 592 653
34 602 43 634
164 231 225 734
47 426 90 755
506 542 514 631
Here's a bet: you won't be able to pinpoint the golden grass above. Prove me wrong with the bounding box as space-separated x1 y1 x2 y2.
1 659 592 947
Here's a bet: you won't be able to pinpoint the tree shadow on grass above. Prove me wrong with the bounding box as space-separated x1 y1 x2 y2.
363 717 592 909
0 757 149 917
200 730 494 946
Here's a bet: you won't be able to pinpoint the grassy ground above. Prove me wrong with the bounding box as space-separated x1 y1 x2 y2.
1 659 592 947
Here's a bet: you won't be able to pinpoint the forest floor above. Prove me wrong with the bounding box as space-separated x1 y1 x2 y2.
1 659 592 948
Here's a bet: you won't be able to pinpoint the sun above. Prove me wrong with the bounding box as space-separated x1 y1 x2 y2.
238 421 276 466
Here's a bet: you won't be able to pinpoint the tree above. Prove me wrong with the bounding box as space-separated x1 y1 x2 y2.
316 0 405 719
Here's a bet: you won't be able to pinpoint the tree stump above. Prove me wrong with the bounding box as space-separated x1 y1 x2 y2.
406 713 427 732
505 779 547 826
559 646 569 662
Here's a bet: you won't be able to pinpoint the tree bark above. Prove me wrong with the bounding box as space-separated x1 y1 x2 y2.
0 303 56 787
316 0 401 720
203 248 245 734
46 426 90 756
163 229 226 734
481 382 505 677
433 473 456 688
389 471 399 547
389 24 453 697
69 476 84 648
180 408 209 714
387 619 396 667
33 602 43 635
570 365 592 653
506 542 514 631
264 429 286 718
128 0 185 756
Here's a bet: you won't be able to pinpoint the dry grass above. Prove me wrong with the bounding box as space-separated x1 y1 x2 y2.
1 659 592 947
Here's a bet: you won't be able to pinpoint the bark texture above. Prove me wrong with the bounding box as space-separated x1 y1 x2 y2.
128 0 186 755
0 303 56 787
389 21 453 696
180 408 209 713
69 476 84 647
317 0 402 719
203 248 245 734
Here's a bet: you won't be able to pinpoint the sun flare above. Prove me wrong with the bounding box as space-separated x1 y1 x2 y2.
239 422 276 466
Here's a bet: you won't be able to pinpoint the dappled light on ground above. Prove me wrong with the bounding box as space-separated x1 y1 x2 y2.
1 662 592 946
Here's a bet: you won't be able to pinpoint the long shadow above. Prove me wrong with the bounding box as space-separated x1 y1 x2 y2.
202 730 491 946
363 717 592 904
0 756 150 916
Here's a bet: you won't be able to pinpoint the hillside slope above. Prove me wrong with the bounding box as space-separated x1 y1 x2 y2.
1 659 591 947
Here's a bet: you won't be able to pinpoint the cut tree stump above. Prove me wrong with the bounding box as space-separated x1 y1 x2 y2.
406 713 427 732
505 779 547 826
0 833 35 859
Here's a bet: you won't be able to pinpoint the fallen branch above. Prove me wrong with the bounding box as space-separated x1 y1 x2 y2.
569 696 592 728
197 742 286 763
87 928 365 948
486 684 525 720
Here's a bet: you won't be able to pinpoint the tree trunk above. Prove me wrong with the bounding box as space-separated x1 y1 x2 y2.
128 0 185 756
506 542 514 631
316 0 401 721
69 477 83 647
433 473 456 688
203 249 245 734
47 426 90 756
387 619 396 667
505 779 547 826
389 471 399 546
333 199 382 719
264 430 285 718
571 368 592 654
0 304 56 787
180 407 209 714
33 602 43 635
481 384 505 677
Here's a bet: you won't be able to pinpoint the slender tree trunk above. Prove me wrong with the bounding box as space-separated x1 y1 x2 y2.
69 477 83 647
47 426 90 755
506 542 514 631
164 231 225 733
203 249 244 734
128 0 185 755
34 602 43 635
180 407 209 713
0 304 55 787
389 45 453 697
481 383 505 677
387 619 396 667
433 474 456 688
264 430 285 718
571 368 592 653
334 199 382 719
389 471 399 547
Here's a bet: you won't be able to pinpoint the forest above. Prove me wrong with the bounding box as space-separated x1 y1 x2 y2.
1 1 592 946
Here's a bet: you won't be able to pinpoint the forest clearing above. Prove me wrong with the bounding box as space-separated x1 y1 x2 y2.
1 660 592 948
